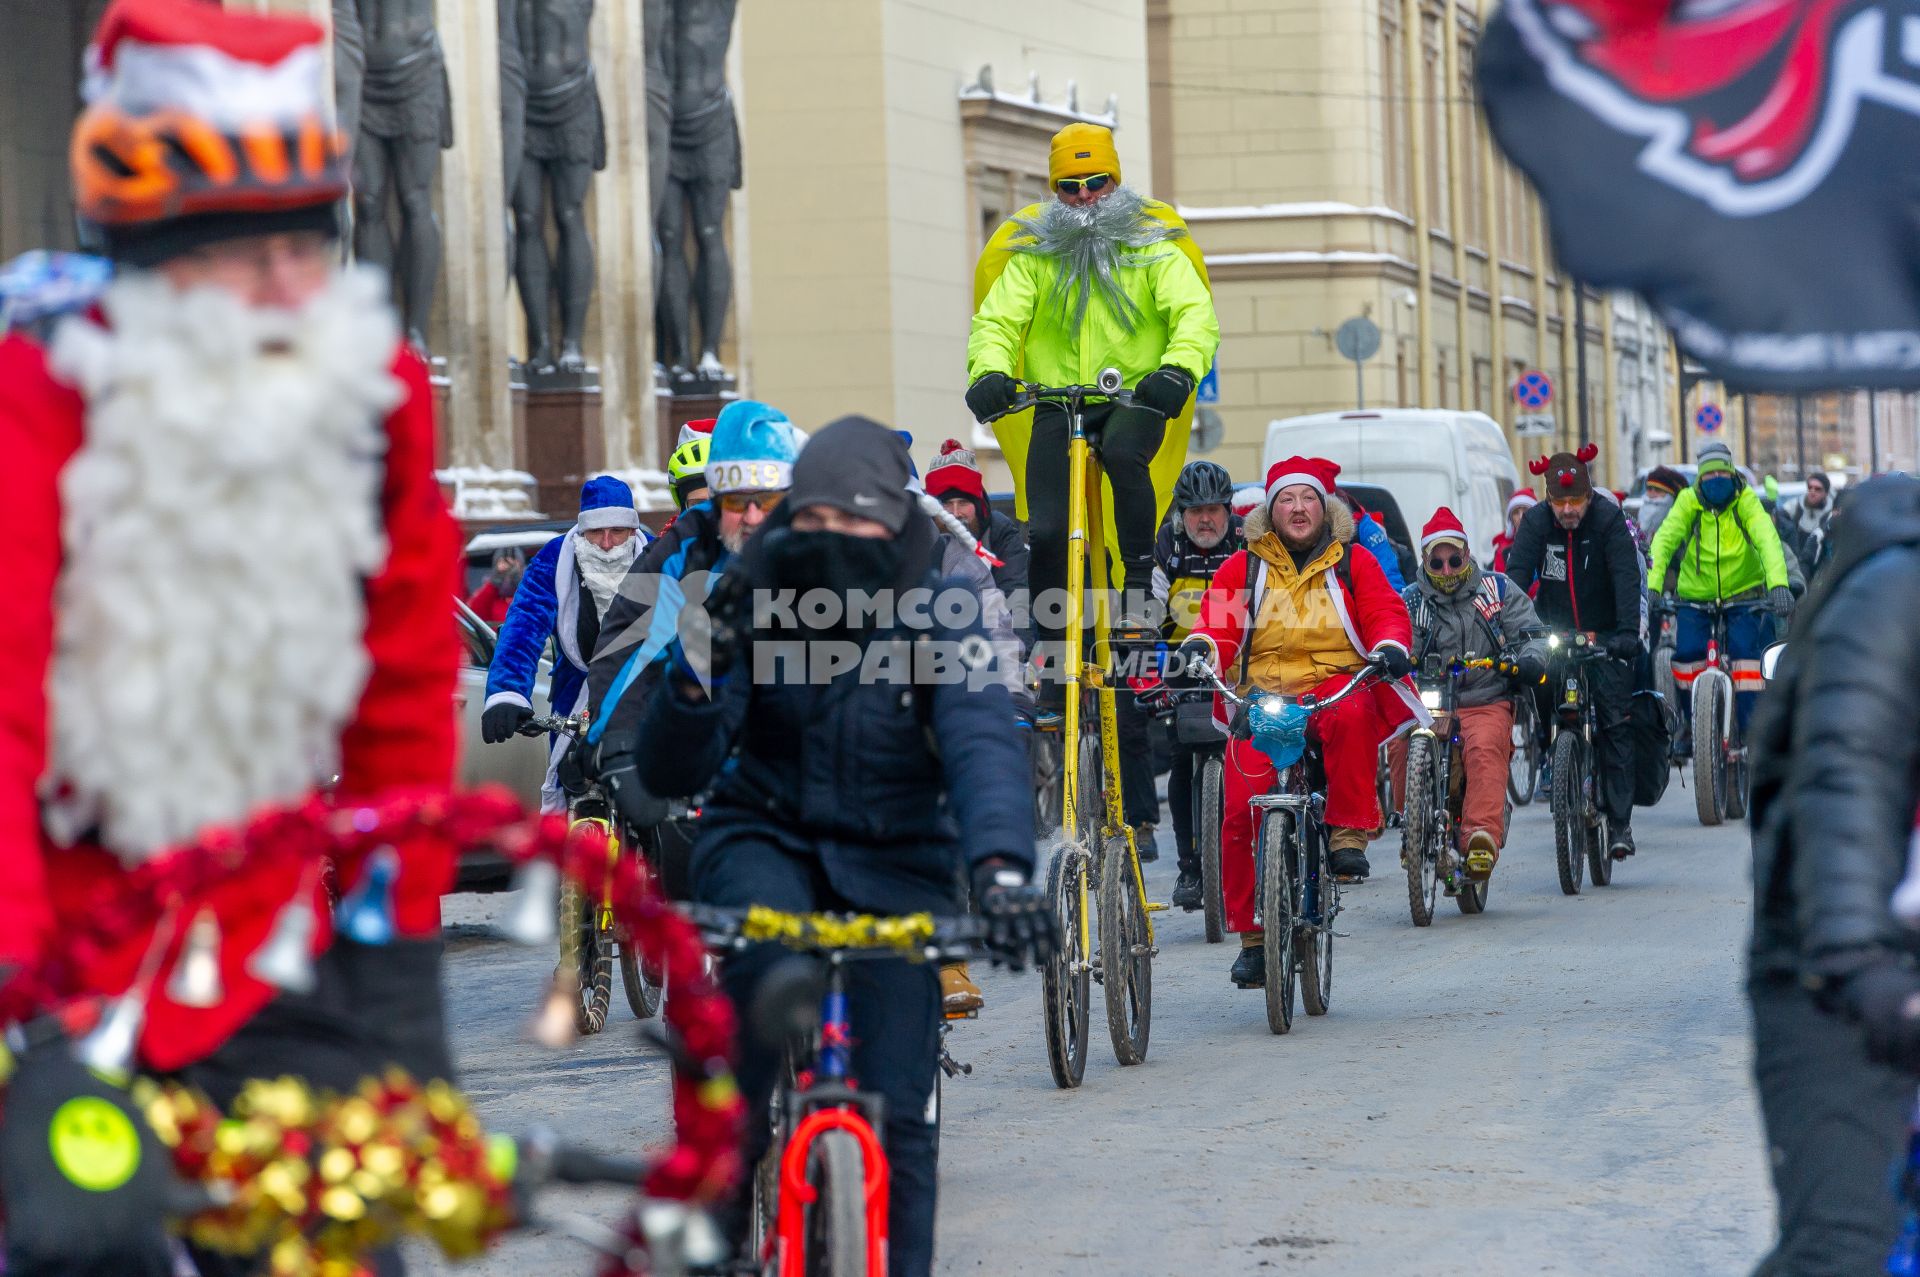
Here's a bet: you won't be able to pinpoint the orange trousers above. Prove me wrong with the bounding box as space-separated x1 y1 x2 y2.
1388 701 1514 850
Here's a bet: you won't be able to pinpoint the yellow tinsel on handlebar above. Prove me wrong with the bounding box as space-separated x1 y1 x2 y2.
739 905 939 954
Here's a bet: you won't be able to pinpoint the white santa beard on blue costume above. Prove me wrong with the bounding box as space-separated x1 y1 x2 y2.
44 266 399 862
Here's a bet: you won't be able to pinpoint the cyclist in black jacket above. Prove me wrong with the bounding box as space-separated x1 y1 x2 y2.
1747 474 1920 1275
1503 444 1645 858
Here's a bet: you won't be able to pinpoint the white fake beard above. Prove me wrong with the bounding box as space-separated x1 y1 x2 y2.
574 531 638 622
42 266 400 862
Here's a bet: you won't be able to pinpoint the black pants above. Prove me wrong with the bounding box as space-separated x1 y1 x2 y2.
1118 692 1158 830
697 838 943 1277
1026 400 1167 646
1750 977 1911 1276
1166 742 1212 875
1537 654 1635 826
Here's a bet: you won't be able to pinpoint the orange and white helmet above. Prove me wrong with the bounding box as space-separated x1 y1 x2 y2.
71 0 348 260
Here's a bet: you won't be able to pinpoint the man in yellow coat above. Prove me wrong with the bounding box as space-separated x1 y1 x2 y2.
967 123 1218 681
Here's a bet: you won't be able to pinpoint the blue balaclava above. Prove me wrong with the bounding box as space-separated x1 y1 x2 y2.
1697 443 1738 510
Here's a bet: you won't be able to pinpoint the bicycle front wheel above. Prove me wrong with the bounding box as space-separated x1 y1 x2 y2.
1258 809 1296 1036
1551 731 1586 896
1692 674 1728 826
557 880 614 1034
803 1129 870 1277
619 941 662 1020
1298 822 1334 1017
1199 753 1226 944
1100 838 1151 1066
1401 734 1438 928
1040 845 1090 1089
1507 697 1539 806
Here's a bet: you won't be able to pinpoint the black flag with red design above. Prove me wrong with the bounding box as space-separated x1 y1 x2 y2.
1477 0 1920 391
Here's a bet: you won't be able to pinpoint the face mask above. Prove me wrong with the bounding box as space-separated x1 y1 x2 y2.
767 529 903 628
1699 474 1736 509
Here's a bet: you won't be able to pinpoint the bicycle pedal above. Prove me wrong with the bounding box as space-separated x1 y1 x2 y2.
943 1009 979 1022
1145 901 1169 912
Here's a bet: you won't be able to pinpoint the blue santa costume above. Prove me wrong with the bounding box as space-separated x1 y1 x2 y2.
484 475 648 810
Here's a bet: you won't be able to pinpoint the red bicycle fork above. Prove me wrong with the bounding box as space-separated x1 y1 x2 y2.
773 1107 890 1277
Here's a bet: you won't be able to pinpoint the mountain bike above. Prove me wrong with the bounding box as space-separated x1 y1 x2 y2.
1542 634 1611 895
521 714 661 1030
986 371 1159 1089
1195 658 1385 1035
1402 655 1505 925
1678 599 1766 827
689 905 986 1277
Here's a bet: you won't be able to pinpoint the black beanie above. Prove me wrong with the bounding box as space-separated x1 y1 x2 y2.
785 416 914 534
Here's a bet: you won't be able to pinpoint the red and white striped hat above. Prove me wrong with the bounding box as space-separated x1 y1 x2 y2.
72 0 347 255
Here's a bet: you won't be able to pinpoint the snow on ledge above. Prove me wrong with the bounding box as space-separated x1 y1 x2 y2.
1204 249 1417 271
1177 201 1414 227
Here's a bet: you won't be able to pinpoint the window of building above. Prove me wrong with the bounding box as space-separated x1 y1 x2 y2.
1382 13 1411 213
1461 61 1484 252
1423 12 1448 237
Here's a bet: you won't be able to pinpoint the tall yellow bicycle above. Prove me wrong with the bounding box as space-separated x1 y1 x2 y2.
990 368 1159 1089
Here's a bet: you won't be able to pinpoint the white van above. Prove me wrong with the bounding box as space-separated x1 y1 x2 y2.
1262 409 1521 562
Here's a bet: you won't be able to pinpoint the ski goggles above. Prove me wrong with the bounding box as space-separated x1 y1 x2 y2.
1055 174 1112 196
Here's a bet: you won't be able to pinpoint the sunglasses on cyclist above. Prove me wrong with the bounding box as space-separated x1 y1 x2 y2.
718 491 785 514
1426 550 1468 573
1055 174 1112 196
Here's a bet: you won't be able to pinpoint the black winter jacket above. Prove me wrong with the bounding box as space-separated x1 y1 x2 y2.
633 507 1035 913
1749 475 1920 988
1503 495 1642 640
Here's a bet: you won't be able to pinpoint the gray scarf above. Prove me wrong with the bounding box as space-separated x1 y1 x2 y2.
1009 185 1186 334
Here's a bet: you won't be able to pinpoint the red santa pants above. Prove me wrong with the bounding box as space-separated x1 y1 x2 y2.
1220 672 1396 934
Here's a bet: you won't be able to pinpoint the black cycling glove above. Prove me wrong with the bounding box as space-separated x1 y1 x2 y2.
482 700 533 744
970 859 1059 972
965 373 1019 423
1603 631 1642 662
1134 366 1195 419
1368 644 1414 680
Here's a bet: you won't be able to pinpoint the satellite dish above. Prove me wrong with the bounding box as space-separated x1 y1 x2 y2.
1191 407 1224 454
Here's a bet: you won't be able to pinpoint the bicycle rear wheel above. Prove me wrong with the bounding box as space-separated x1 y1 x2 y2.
1551 731 1585 896
1507 696 1539 806
619 940 662 1019
1031 727 1063 834
803 1129 869 1277
1258 810 1296 1035
1298 822 1334 1017
557 880 613 1034
1040 846 1090 1089
1199 753 1226 944
1100 837 1151 1066
1401 734 1438 928
1693 674 1728 826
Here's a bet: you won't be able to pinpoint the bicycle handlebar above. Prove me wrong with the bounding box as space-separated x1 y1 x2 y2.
980 373 1163 425
519 713 586 739
1186 656 1386 716
684 903 989 963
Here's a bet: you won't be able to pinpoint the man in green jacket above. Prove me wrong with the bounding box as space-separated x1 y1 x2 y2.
964 122 1219 672
1648 441 1793 748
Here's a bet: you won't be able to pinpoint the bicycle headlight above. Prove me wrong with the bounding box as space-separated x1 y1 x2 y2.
1420 688 1443 710
1259 695 1287 717
1547 634 1562 650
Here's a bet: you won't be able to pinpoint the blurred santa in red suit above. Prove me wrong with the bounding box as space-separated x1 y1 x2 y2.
0 0 461 1113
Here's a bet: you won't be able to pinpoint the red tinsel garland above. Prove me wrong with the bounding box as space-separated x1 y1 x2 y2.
0 786 744 1276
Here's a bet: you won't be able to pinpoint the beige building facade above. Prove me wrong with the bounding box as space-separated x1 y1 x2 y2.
1150 0 1680 492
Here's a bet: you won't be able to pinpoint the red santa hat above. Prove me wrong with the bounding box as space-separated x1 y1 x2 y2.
1506 488 1537 517
677 417 717 447
72 0 347 262
924 438 988 506
1265 456 1340 503
1420 506 1469 550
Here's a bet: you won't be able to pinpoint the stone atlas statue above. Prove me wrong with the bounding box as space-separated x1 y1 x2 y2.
651 0 740 386
510 0 607 376
347 0 454 354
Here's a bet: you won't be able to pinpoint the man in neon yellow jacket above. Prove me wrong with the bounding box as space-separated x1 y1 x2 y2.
965 122 1218 673
1648 441 1793 746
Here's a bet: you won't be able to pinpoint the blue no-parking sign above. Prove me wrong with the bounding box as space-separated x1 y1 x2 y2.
1513 371 1554 411
1695 403 1723 433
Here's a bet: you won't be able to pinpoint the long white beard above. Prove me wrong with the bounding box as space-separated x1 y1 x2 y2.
1010 185 1185 333
43 267 400 861
574 532 637 622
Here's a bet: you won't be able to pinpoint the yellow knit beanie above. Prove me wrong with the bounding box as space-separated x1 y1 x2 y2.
1048 123 1121 188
